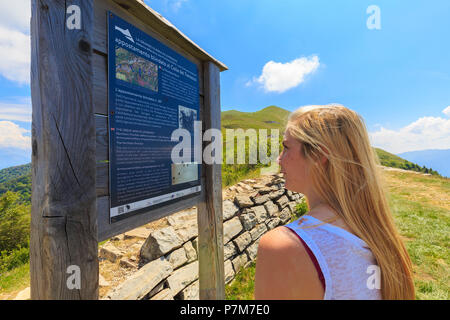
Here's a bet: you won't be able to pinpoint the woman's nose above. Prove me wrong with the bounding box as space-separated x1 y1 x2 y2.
277 153 282 165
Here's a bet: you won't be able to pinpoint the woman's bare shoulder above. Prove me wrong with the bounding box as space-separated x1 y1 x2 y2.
258 226 305 250
254 226 324 299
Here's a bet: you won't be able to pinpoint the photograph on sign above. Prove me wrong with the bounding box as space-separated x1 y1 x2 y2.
107 13 201 223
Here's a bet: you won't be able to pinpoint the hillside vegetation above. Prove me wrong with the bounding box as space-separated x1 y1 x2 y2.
0 105 448 299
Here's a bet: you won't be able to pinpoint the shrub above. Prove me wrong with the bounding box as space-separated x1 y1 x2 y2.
0 191 31 253
0 245 30 273
291 198 308 222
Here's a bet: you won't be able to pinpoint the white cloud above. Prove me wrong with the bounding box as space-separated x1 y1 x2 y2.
0 98 31 122
0 26 30 85
0 0 31 84
247 55 320 93
443 106 450 117
369 116 450 154
0 120 31 150
0 0 31 34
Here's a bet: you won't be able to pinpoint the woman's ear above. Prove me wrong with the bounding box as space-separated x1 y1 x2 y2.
319 145 329 166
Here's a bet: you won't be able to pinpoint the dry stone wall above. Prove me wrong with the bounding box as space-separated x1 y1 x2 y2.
103 174 304 300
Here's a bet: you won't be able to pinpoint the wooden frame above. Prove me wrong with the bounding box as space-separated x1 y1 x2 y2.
31 0 227 300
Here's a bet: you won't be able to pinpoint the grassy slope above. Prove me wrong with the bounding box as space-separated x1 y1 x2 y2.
222 105 290 131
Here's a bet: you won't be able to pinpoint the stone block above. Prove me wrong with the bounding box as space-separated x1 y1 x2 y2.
232 253 249 274
106 259 173 300
279 207 292 224
232 231 252 252
124 227 151 240
223 199 239 221
264 200 279 217
266 217 281 230
251 194 269 205
224 259 235 284
183 241 197 263
99 242 123 263
276 195 289 209
166 261 199 296
268 189 285 201
150 288 173 300
253 205 268 223
140 226 183 261
119 258 137 269
165 247 188 269
239 211 257 231
234 195 254 208
178 280 199 300
258 187 272 195
223 216 243 243
224 241 237 260
246 240 260 261
250 223 268 241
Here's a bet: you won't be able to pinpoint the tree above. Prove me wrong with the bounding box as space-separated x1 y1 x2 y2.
0 191 31 252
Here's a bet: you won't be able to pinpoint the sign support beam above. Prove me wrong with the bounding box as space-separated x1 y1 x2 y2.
30 0 98 299
197 62 225 300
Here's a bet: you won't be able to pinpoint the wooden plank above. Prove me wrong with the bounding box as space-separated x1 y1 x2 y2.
197 62 224 300
30 0 98 299
97 189 204 241
93 52 108 115
92 0 226 72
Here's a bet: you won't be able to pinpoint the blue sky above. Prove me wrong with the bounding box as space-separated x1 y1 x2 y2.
0 0 449 169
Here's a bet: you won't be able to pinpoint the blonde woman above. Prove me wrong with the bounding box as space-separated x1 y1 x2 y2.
254 105 415 300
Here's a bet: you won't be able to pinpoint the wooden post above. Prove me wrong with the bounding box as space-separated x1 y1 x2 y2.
30 0 98 299
197 61 225 300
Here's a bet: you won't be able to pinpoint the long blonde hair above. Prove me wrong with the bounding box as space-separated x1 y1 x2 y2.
285 104 415 300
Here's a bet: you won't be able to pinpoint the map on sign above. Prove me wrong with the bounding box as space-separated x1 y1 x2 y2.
115 46 158 92
107 13 201 223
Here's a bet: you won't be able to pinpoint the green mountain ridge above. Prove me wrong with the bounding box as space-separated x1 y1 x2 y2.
0 105 444 199
222 105 290 130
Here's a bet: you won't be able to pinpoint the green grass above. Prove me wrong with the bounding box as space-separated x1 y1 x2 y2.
388 193 449 300
225 261 256 300
222 106 290 131
0 262 29 294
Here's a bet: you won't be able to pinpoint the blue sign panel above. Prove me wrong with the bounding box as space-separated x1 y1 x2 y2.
108 13 201 223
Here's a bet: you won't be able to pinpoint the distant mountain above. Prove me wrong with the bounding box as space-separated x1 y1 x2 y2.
0 163 31 184
397 149 450 178
0 163 31 202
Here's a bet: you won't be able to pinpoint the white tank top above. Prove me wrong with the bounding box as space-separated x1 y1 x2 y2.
284 215 382 300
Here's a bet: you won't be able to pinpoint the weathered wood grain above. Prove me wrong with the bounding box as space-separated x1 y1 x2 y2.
197 62 225 300
30 0 98 299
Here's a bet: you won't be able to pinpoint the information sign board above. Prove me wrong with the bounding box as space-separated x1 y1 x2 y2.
108 13 201 222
